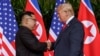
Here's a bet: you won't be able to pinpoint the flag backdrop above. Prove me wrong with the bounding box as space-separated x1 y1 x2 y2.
48 0 65 56
25 0 48 55
25 0 47 42
0 0 18 56
78 0 100 56
49 0 65 43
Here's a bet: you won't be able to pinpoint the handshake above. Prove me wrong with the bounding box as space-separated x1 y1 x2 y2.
46 40 52 50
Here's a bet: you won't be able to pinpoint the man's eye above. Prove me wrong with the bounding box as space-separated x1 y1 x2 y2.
64 11 68 13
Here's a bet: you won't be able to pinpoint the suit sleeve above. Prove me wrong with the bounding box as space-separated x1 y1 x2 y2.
69 23 84 56
20 30 47 52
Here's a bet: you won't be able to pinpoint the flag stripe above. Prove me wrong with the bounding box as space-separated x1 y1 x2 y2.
25 0 47 42
11 40 15 49
49 34 56 42
49 28 57 41
0 0 18 56
82 0 94 15
2 47 8 56
2 42 13 56
29 0 42 17
3 36 15 55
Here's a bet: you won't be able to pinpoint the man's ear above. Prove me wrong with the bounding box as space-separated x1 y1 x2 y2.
25 18 29 24
22 18 28 24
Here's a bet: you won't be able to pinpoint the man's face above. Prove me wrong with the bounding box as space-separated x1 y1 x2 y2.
23 14 37 30
58 7 71 22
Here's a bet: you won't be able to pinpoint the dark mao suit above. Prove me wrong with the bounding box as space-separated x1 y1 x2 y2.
54 18 84 56
15 26 47 56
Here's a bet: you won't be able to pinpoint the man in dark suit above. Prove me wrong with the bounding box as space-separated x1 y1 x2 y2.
53 2 84 56
15 11 50 56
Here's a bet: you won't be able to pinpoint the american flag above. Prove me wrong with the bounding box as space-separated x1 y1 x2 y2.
49 0 65 42
46 0 66 56
0 0 18 56
78 0 100 56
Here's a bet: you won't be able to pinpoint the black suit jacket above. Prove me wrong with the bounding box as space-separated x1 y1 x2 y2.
54 17 84 56
15 26 47 56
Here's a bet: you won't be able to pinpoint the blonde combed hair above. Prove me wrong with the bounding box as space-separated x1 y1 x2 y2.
57 2 74 15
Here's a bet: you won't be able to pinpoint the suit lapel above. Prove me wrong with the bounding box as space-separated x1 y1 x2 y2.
54 17 78 47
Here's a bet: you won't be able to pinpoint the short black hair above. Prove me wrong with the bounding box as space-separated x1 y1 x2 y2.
20 11 34 21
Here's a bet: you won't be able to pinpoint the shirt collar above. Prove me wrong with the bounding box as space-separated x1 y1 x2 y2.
66 15 74 24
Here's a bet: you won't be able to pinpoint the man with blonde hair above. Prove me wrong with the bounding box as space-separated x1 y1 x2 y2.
53 2 84 56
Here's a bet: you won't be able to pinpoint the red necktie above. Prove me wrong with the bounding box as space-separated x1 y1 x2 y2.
62 23 67 30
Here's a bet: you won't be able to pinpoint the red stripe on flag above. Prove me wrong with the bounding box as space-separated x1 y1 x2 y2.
49 35 55 42
0 33 2 55
2 42 13 56
25 0 47 42
11 41 15 49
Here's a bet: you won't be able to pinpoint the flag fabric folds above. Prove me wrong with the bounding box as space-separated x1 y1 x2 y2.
78 0 100 56
49 0 65 43
47 0 65 56
25 0 47 55
0 0 18 56
25 0 47 42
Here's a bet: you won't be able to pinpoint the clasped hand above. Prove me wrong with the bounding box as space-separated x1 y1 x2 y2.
46 40 51 50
